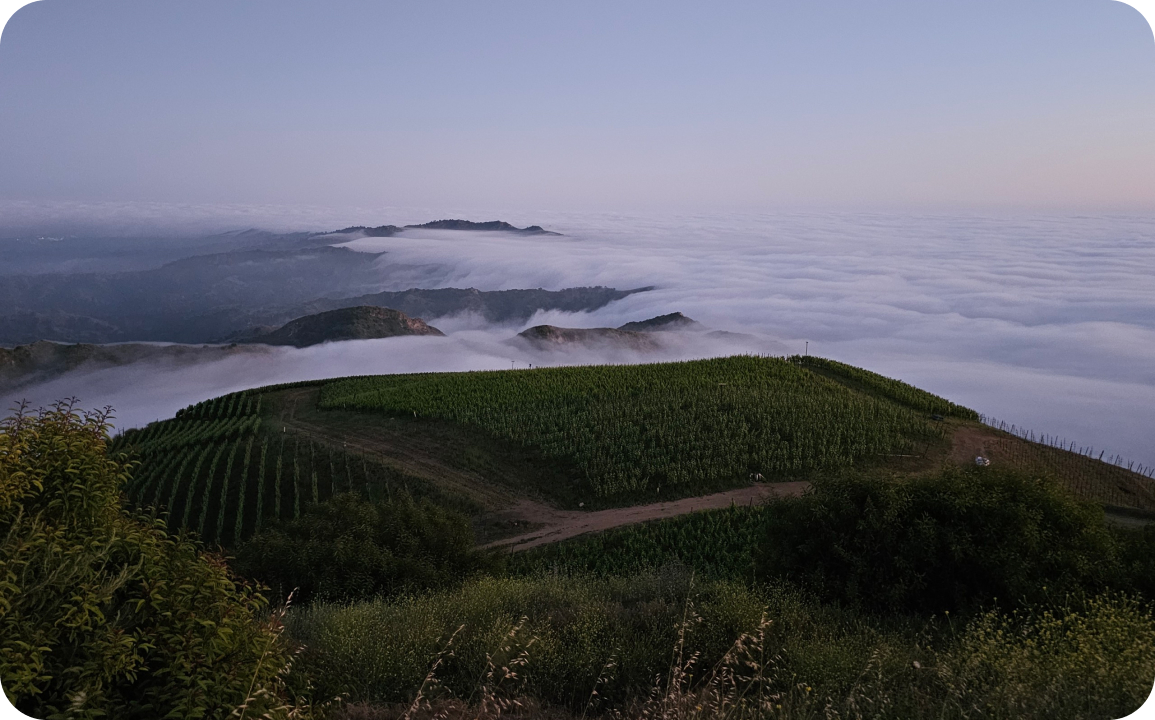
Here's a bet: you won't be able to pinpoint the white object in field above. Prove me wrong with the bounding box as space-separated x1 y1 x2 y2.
975 456 991 467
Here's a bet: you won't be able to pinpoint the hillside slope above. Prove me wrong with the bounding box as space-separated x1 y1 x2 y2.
113 355 1155 550
238 306 444 348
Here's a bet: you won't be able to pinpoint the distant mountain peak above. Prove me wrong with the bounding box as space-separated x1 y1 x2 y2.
240 306 443 348
326 225 403 237
617 312 702 333
515 325 661 352
404 220 562 236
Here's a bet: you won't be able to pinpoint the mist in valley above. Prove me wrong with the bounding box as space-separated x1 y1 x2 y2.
2 209 1153 468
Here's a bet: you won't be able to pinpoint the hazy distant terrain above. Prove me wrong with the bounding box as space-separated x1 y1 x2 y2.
0 222 647 346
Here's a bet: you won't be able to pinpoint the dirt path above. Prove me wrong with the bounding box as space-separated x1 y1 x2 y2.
949 424 1000 466
481 481 809 552
272 388 812 551
275 388 547 515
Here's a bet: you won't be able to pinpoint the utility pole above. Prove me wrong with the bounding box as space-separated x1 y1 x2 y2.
805 341 808 356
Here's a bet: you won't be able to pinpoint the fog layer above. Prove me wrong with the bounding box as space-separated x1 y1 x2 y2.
6 211 1153 467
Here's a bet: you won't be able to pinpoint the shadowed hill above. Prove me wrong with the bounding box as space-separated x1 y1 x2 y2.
515 325 661 352
405 219 561 235
617 312 702 333
294 286 651 326
0 340 272 393
240 306 444 348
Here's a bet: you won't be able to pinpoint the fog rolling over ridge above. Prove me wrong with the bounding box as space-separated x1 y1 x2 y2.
4 210 1154 469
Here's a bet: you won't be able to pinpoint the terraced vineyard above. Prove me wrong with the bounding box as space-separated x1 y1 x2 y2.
319 355 964 500
110 389 431 546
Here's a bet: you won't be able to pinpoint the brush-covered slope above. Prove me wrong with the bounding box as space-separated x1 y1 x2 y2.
242 306 444 348
515 324 662 352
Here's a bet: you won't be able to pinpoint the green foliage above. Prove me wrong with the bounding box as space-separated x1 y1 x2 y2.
756 467 1120 614
320 356 946 504
287 572 1155 719
938 594 1155 720
235 492 482 604
286 570 768 709
1112 523 1155 599
514 504 771 581
0 402 296 718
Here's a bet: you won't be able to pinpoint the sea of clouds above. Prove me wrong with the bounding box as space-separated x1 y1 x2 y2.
7 210 1154 468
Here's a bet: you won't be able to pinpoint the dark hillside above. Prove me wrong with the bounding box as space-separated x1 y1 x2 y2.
618 312 702 332
293 285 651 325
239 306 444 348
515 324 661 352
405 219 561 235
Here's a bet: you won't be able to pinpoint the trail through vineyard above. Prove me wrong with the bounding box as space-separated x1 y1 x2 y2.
479 481 809 552
276 384 1155 549
275 386 810 548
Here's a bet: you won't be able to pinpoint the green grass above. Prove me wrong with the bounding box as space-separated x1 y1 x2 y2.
319 356 957 503
287 573 1155 720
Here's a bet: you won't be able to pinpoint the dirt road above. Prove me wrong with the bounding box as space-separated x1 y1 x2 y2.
273 387 811 552
480 481 809 552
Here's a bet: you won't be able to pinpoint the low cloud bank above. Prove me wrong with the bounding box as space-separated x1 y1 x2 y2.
6 210 1154 467
3 329 782 433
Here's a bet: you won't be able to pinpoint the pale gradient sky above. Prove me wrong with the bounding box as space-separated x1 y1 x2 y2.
1 0 1154 214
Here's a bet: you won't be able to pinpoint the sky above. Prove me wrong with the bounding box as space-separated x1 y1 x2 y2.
1 0 1154 214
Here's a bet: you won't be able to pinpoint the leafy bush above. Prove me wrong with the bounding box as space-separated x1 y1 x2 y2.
1112 523 1155 599
756 467 1119 614
290 570 1155 719
285 569 769 709
235 492 483 604
939 593 1155 720
0 402 297 719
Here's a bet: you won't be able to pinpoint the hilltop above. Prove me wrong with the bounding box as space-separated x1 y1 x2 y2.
618 311 703 332
0 340 271 393
236 306 444 348
405 219 561 235
514 324 662 352
326 224 403 237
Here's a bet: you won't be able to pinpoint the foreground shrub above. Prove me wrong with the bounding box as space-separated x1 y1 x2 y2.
290 572 1155 719
938 593 1155 720
0 402 296 719
235 492 483 604
757 467 1117 614
285 569 771 709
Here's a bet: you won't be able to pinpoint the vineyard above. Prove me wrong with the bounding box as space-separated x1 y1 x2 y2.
794 355 980 419
110 390 440 547
319 355 957 502
980 417 1155 512
511 503 771 580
